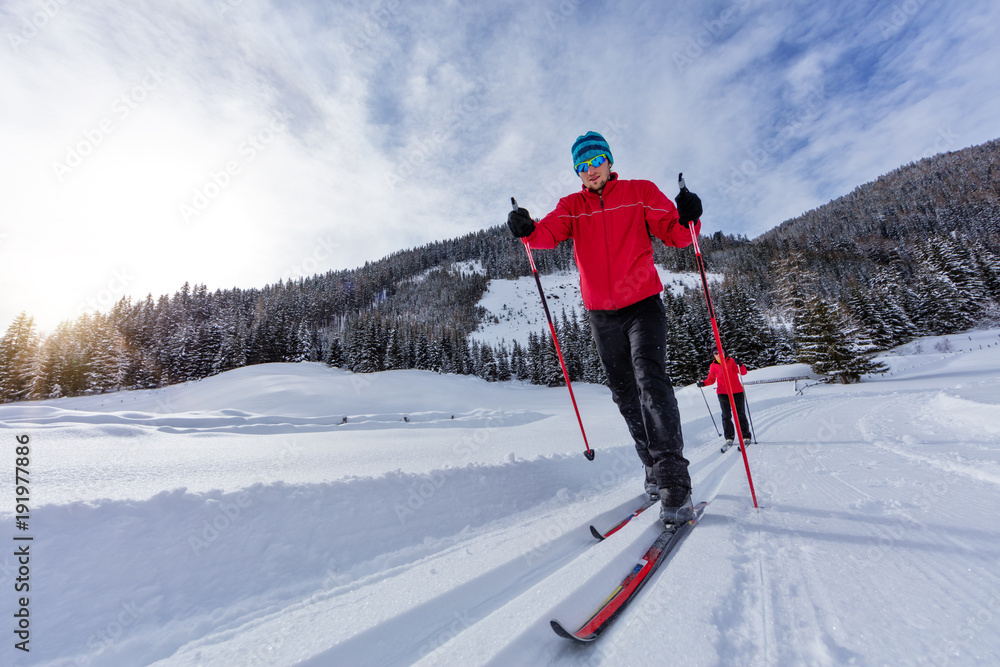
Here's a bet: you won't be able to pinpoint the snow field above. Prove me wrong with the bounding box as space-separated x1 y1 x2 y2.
469 267 723 347
1 328 999 665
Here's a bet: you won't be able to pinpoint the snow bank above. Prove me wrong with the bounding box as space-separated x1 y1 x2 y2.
25 448 638 666
2 328 1000 666
5 364 534 421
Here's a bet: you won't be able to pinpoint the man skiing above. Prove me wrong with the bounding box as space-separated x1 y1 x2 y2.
698 353 750 449
507 131 702 525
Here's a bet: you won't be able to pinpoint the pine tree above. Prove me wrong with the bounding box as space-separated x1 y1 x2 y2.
772 251 815 334
285 321 307 363
326 337 347 368
479 344 498 381
0 313 39 402
510 340 530 382
414 332 431 371
910 262 975 334
662 293 697 385
214 319 247 375
383 325 403 370
352 318 383 373
577 309 605 384
716 282 780 369
82 314 119 393
28 335 60 400
970 239 1000 297
538 326 564 386
526 332 544 385
496 343 512 382
796 296 888 383
915 237 984 328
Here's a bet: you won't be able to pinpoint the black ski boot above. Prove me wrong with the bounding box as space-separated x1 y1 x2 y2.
644 466 659 499
659 487 694 525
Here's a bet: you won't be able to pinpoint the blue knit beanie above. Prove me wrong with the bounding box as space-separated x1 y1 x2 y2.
571 131 613 171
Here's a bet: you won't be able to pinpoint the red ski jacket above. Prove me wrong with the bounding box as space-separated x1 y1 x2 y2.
703 357 747 395
525 173 700 311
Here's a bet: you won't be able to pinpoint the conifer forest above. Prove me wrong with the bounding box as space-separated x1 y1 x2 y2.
2 139 999 402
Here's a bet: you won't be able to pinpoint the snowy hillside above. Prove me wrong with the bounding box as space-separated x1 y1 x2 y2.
470 266 723 347
2 329 1000 666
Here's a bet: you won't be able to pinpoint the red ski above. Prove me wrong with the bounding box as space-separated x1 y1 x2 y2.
589 497 658 541
552 501 708 642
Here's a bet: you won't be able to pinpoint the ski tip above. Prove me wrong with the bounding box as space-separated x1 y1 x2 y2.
550 619 574 639
590 525 606 541
550 619 596 642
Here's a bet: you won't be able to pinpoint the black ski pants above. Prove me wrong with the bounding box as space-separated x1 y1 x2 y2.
588 295 691 493
718 391 750 442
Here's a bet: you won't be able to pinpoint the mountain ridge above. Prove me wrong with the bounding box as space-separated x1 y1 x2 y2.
2 138 998 400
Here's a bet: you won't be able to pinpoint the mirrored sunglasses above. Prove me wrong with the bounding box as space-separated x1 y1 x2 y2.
575 154 609 174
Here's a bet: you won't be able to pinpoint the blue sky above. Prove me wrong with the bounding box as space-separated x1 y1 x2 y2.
2 0 999 331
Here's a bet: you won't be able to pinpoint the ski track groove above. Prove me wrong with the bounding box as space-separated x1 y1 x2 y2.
753 392 1000 666
392 380 1000 666
19 335 1000 666
409 441 743 667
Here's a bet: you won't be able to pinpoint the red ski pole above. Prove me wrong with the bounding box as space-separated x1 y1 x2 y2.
513 197 595 461
678 175 758 507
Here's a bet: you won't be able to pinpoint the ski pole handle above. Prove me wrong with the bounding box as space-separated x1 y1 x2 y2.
511 198 540 272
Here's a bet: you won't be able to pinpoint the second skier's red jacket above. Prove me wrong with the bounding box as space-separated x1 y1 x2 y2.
703 357 748 395
525 173 700 311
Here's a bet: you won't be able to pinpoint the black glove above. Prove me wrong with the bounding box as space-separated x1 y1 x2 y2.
696 381 705 388
507 207 535 238
675 189 702 228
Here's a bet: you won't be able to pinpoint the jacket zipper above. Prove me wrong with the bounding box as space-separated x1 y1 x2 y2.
600 193 615 310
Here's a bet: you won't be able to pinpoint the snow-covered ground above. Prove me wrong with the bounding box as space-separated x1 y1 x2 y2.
2 329 1000 666
470 267 722 347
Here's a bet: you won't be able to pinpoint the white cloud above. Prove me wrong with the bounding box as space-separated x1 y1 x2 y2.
2 0 1000 332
